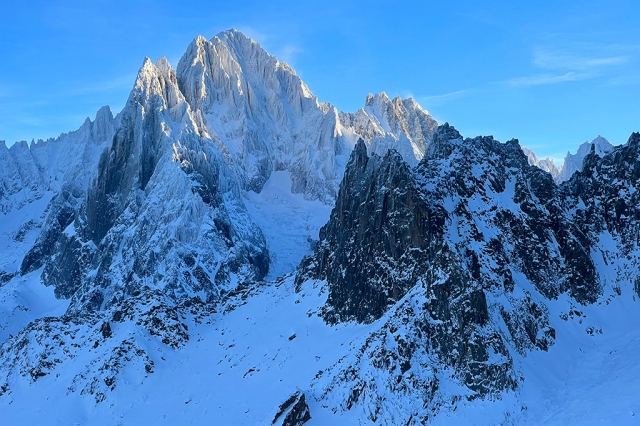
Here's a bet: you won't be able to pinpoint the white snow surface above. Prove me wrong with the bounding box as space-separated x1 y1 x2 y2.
556 135 614 182
0 275 638 425
0 29 638 426
243 171 332 281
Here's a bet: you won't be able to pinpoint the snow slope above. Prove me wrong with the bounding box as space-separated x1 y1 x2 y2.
0 29 638 426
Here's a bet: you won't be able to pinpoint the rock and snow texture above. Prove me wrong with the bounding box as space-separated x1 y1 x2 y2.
521 145 560 180
339 92 438 167
295 127 640 424
557 135 614 182
0 106 115 215
522 136 614 183
0 28 639 426
0 29 437 416
9 29 440 313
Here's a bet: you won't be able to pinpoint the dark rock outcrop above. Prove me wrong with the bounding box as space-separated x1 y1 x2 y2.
298 139 432 323
272 391 311 426
305 125 640 423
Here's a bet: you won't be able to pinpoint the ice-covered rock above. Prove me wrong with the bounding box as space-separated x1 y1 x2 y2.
176 30 351 203
339 92 438 167
298 125 640 423
557 135 614 182
521 146 560 180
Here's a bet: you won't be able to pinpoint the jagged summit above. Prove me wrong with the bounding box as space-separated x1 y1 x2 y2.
522 135 615 183
340 91 438 166
521 145 560 179
2 28 638 426
556 135 614 182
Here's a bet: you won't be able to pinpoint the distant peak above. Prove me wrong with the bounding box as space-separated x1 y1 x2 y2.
219 28 247 38
155 56 172 71
95 105 113 122
214 28 256 46
194 35 208 44
365 93 374 105
141 56 154 68
365 92 390 107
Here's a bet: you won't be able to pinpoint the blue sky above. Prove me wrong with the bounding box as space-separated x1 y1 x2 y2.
1 0 638 162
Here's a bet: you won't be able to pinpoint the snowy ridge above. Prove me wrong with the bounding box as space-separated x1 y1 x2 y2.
523 135 615 183
339 92 438 167
296 126 640 424
176 30 350 204
556 135 614 182
0 29 638 426
520 145 560 180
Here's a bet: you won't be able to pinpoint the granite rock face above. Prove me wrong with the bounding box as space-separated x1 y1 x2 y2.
272 391 312 426
299 139 432 323
301 125 640 423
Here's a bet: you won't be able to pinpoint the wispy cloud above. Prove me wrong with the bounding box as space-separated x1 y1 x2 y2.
235 26 270 45
504 43 638 87
418 89 474 106
231 25 302 67
505 71 592 87
274 44 303 66
532 48 630 71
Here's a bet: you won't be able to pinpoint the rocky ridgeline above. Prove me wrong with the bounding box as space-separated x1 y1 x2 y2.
298 125 640 423
0 30 441 421
9 29 440 316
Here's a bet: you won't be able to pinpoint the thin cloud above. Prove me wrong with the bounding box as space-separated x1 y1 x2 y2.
532 48 630 71
234 25 270 45
504 43 638 87
418 89 474 106
505 71 591 87
231 26 302 66
274 44 303 66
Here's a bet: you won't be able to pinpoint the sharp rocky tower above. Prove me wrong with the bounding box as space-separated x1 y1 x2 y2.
0 29 638 426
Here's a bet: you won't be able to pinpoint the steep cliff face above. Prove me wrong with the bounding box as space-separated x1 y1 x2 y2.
562 133 640 287
339 92 438 167
298 124 640 423
16 29 442 314
176 31 351 203
557 135 614 182
298 139 432 323
34 57 268 312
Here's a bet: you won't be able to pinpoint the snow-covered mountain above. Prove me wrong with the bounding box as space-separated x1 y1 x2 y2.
339 92 438 167
0 29 639 426
520 145 560 180
556 135 614 182
521 136 614 183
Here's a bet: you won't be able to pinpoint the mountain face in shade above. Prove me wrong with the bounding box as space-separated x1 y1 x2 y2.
0 29 639 426
297 125 638 422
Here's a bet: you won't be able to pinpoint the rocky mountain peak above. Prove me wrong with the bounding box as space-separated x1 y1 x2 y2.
557 135 614 182
424 122 462 159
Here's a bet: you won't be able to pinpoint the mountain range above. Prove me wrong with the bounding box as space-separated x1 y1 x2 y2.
0 29 638 425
